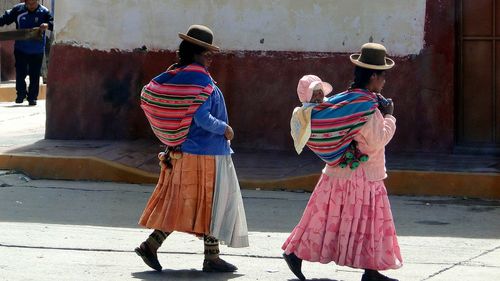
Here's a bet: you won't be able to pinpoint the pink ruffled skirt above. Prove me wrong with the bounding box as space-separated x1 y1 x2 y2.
282 169 403 270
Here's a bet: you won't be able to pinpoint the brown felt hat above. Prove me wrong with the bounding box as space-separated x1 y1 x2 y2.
350 43 394 70
178 25 220 52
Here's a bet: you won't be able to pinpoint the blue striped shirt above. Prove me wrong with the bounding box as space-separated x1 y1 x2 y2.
0 3 53 54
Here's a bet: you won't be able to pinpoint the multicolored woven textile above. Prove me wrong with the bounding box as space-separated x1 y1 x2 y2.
307 89 378 166
140 64 214 146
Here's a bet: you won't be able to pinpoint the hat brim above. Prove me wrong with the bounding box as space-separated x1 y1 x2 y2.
350 54 395 70
179 33 220 52
309 81 333 96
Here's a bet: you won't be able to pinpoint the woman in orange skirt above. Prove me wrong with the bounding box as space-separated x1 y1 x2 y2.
135 25 248 273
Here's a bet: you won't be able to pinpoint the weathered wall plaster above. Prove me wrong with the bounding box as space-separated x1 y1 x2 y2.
47 0 455 153
54 0 426 56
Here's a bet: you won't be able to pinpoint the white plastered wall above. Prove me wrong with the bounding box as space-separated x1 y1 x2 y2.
54 0 426 56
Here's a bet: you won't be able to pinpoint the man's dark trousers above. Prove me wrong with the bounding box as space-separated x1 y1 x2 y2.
15 49 44 102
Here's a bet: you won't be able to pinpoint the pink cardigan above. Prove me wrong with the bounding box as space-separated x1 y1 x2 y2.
322 109 396 181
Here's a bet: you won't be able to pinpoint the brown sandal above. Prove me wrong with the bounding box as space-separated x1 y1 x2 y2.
202 258 238 272
134 242 162 272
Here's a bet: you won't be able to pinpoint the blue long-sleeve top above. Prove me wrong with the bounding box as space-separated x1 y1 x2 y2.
181 83 233 155
0 3 53 54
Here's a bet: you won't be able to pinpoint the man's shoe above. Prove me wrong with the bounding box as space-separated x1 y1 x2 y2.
28 100 37 106
15 97 24 104
202 258 238 272
283 252 306 281
134 242 162 272
361 271 398 281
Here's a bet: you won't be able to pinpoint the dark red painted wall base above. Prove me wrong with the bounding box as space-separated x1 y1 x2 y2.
46 46 171 140
46 0 455 153
1 42 15 81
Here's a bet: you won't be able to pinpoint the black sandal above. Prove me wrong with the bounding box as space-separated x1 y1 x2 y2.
361 270 398 281
283 252 306 280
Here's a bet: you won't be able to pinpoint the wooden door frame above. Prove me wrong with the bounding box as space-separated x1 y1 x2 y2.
454 0 500 154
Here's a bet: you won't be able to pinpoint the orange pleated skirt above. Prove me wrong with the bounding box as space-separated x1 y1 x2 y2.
138 153 215 236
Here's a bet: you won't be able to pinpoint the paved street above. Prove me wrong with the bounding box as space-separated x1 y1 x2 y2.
0 100 45 148
0 171 499 281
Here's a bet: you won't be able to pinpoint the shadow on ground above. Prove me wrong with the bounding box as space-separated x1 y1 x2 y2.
131 269 243 280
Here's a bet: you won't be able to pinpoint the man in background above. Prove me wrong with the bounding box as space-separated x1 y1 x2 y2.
0 0 53 106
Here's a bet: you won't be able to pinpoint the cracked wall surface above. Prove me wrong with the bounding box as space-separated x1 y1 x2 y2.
53 0 426 56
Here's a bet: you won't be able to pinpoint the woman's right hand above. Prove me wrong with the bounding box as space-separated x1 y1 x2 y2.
377 94 394 115
224 125 234 140
380 98 394 115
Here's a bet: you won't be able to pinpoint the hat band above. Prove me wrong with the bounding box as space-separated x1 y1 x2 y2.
350 54 394 70
179 33 220 52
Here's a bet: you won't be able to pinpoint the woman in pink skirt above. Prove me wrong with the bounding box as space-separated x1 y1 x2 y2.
284 43 403 281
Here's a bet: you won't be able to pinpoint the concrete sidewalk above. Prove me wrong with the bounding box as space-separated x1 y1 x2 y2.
0 100 499 198
0 171 499 281
0 80 46 102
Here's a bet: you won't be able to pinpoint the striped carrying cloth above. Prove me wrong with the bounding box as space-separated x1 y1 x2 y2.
140 64 214 147
307 89 378 166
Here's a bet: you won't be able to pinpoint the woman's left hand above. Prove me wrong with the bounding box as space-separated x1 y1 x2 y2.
224 125 234 140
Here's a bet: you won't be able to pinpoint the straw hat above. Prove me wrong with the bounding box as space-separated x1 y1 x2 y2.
350 43 394 70
178 25 220 52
